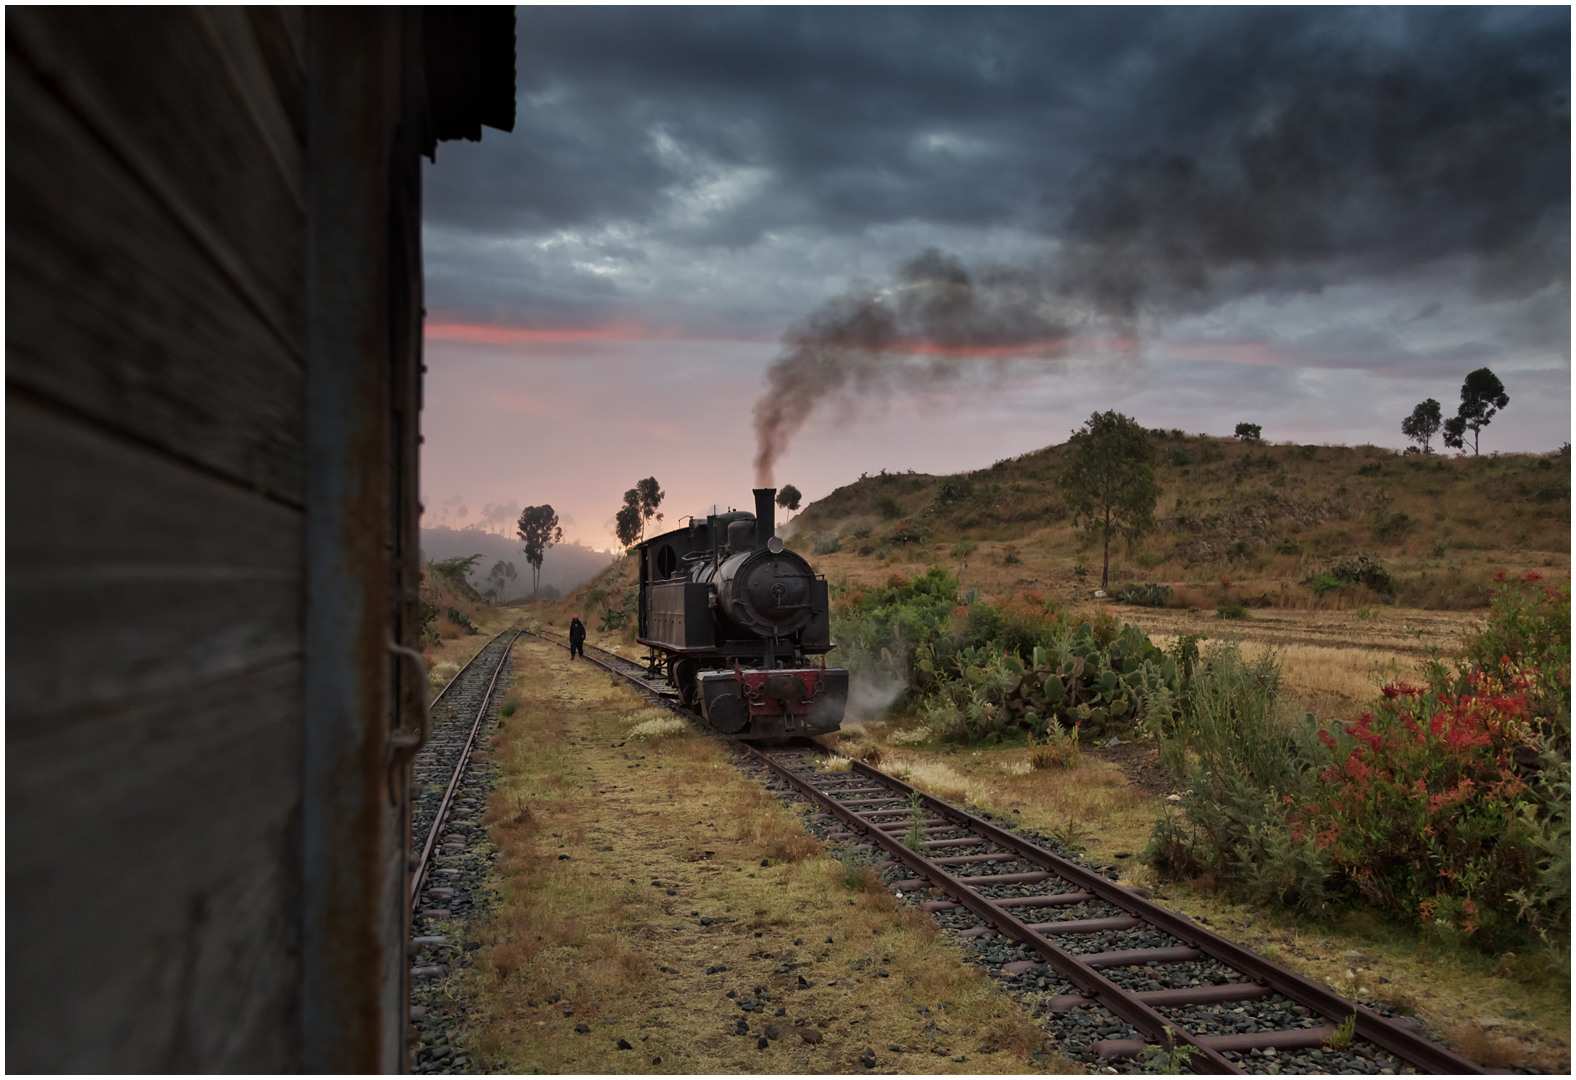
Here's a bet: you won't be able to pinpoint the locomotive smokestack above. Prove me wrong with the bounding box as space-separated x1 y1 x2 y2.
753 488 776 549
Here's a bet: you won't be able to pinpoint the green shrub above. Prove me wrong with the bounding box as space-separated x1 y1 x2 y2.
813 532 841 555
936 477 974 503
1115 583 1172 607
876 497 902 520
949 540 978 558
1307 556 1394 599
1310 572 1342 597
1145 644 1332 912
1276 538 1302 556
444 605 480 634
1003 550 1022 565
1357 463 1384 477
833 568 1184 743
1216 603 1248 620
852 525 872 539
1331 555 1395 596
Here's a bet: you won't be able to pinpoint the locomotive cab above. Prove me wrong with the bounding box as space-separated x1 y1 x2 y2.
634 488 847 739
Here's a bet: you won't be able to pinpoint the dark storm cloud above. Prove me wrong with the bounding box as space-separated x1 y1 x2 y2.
728 7 1569 478
426 7 1148 241
424 6 1567 341
430 7 1566 242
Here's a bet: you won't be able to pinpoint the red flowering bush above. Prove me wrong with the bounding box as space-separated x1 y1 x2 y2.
1293 663 1546 948
1457 571 1570 743
1148 572 1570 951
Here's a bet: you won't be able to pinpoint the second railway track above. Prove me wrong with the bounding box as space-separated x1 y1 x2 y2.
531 623 1485 1075
411 626 522 915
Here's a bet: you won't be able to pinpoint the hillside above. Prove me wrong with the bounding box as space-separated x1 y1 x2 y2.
419 526 615 600
787 434 1570 613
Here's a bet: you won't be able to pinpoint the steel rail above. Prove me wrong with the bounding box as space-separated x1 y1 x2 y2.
837 759 1483 1076
408 628 522 912
741 745 1485 1076
741 743 1238 1074
430 622 519 709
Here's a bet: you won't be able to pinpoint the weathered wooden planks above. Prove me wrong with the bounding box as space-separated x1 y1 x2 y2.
7 660 303 1071
6 43 307 506
6 8 310 1072
7 8 305 343
6 398 303 722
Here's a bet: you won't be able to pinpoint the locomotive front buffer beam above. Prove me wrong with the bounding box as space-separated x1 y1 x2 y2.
698 665 848 737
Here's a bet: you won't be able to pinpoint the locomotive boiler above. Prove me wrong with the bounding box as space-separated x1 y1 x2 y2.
635 488 847 739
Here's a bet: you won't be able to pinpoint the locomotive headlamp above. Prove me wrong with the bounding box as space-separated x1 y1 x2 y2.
766 537 785 553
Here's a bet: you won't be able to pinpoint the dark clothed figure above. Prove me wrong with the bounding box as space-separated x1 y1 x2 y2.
569 616 586 659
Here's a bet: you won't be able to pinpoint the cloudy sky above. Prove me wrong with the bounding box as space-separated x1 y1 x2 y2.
419 6 1570 550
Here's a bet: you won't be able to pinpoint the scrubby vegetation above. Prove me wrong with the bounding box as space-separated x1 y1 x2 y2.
1146 572 1570 956
420 555 487 646
831 566 1190 743
832 558 1570 957
791 436 1569 612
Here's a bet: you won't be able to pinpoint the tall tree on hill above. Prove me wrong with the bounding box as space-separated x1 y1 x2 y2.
1401 398 1443 454
635 476 665 540
776 484 802 523
516 505 562 598
1060 411 1160 589
1442 368 1509 456
614 489 642 549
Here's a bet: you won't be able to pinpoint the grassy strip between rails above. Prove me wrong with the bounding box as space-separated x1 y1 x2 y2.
448 637 1077 1074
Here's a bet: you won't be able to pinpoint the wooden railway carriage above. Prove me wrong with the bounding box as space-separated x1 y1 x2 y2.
8 8 513 1071
636 488 848 738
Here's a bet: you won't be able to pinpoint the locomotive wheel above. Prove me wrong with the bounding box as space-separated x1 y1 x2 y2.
673 657 699 708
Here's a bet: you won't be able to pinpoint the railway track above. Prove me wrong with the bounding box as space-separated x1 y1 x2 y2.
410 626 522 916
528 622 1486 1075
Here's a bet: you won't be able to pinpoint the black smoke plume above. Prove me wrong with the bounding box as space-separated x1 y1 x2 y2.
753 251 1074 486
753 38 1568 485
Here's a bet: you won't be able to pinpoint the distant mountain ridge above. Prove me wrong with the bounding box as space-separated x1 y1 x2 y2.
419 526 615 600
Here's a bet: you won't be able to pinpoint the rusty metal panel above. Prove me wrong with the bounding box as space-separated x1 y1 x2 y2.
302 9 416 1072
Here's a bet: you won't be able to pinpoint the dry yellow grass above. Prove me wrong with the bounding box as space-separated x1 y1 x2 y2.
441 639 1080 1074
1135 633 1428 717
825 729 1158 872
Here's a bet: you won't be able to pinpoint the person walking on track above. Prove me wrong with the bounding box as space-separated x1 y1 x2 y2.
569 615 586 659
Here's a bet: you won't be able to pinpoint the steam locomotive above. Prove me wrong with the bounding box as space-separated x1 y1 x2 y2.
634 488 847 739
